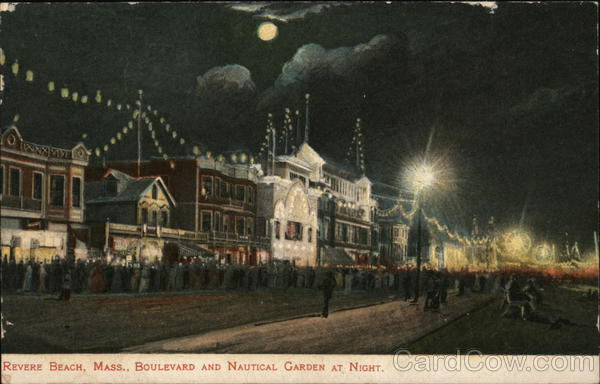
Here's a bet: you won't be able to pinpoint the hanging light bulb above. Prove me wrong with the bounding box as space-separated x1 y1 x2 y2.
128 121 133 129
95 148 101 157
48 81 55 92
165 124 171 132
81 95 88 104
160 117 165 124
25 70 34 82
162 154 168 160
103 145 109 152
154 139 159 146
151 131 156 139
122 127 128 134
231 154 238 162
71 92 79 102
117 104 122 110
193 146 200 156
153 110 158 116
0 48 5 66
172 131 177 139
157 146 163 154
82 133 88 139
240 153 248 163
110 137 116 144
179 138 185 145
126 104 131 110
117 132 122 140
107 99 112 107
95 90 102 103
13 114 19 122
206 151 212 159
11 59 19 76
61 88 69 98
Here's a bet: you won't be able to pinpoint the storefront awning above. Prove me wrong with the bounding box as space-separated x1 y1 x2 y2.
321 245 355 266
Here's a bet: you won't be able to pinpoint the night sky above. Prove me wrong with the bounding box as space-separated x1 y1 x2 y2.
0 2 597 250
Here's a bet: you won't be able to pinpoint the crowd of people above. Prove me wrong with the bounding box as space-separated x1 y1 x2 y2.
1 257 495 298
1 256 597 312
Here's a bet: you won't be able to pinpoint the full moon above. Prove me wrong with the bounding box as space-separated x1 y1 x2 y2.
257 22 278 41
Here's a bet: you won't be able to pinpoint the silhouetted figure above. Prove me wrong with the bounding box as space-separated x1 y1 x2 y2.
319 271 337 318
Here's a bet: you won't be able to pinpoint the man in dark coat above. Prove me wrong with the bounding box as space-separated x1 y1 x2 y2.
402 269 412 301
318 271 337 318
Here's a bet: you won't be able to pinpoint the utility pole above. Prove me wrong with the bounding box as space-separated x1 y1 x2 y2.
271 127 276 176
412 207 423 303
137 89 143 178
304 93 310 143
295 110 301 149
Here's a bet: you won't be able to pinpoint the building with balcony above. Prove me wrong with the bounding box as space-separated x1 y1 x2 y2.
316 156 377 266
372 182 412 267
0 125 90 261
84 168 184 262
87 156 270 265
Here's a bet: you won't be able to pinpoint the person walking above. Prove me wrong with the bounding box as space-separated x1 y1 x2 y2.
318 271 337 318
402 269 412 301
60 270 72 301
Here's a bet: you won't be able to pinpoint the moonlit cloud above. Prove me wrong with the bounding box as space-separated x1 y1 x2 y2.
197 64 256 94
226 2 346 22
258 34 399 107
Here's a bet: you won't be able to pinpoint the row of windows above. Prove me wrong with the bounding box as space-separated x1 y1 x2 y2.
323 174 370 202
0 166 82 208
274 220 313 243
201 176 255 204
289 172 307 186
380 226 409 243
140 208 169 227
334 223 370 245
201 210 254 236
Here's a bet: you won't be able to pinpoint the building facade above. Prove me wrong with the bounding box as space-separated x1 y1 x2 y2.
256 144 322 266
317 157 376 266
87 157 270 264
0 125 90 261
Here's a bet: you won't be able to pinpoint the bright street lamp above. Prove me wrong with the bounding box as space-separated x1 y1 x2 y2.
408 162 436 304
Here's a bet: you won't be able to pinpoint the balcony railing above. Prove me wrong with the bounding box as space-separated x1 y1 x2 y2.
107 223 208 242
0 195 42 211
105 223 269 247
207 231 271 247
335 205 366 221
199 196 255 211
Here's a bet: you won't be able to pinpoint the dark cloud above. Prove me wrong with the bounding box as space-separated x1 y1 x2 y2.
259 34 407 108
226 2 345 22
196 64 256 96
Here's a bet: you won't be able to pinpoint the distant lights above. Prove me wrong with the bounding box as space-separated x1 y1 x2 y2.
11 59 19 76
